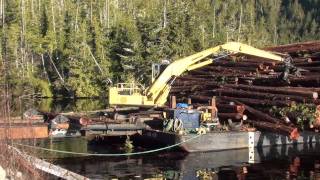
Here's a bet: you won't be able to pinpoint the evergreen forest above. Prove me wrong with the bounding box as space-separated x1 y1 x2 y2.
0 0 319 98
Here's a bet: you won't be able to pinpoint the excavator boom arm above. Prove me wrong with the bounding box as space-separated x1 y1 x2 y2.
146 42 284 105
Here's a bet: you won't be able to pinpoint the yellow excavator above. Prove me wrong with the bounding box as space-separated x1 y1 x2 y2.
108 42 297 107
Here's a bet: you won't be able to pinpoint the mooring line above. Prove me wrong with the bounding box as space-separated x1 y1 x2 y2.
13 134 202 156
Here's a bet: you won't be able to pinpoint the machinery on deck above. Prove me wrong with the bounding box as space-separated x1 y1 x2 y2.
108 42 297 107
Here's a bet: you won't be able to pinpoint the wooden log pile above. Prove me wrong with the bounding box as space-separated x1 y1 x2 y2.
170 41 320 139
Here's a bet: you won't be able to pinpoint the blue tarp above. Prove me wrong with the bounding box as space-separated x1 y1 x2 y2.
176 103 188 108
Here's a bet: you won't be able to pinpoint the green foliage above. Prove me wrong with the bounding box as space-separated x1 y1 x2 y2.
29 77 53 97
271 104 317 129
0 0 320 97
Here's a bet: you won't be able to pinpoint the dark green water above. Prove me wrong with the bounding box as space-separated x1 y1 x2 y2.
13 98 320 179
39 138 320 180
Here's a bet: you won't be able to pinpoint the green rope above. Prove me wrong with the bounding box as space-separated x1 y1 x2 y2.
13 133 202 156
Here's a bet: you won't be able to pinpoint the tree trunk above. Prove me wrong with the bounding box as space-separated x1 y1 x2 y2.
50 0 56 33
238 2 243 41
90 0 93 24
75 2 79 32
0 0 2 26
48 53 64 83
41 53 50 84
1 0 4 27
212 4 215 38
20 0 26 78
163 0 167 28
106 0 109 28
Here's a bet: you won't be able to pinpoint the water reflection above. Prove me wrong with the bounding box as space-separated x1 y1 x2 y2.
45 138 320 179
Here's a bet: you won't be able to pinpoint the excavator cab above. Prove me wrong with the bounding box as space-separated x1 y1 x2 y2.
151 60 170 83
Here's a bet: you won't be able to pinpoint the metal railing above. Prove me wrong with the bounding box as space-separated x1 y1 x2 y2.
116 83 143 95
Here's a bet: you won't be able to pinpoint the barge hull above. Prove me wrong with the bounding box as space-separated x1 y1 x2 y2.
142 130 320 152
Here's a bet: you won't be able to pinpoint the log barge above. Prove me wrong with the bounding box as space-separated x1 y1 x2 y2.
141 129 320 152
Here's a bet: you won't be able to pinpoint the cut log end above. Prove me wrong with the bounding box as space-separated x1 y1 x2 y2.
290 128 300 140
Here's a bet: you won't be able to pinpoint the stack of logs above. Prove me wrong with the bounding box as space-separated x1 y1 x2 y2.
170 41 320 140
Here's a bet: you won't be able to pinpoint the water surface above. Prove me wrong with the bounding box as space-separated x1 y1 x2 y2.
12 98 320 179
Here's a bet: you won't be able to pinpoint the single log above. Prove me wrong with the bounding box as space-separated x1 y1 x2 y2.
220 96 294 107
299 71 320 77
292 67 320 72
201 66 257 74
270 65 316 73
216 104 246 114
236 104 280 124
282 86 320 93
223 84 318 99
173 80 217 87
209 61 264 68
212 66 261 72
255 69 275 75
294 61 320 67
181 74 240 80
290 76 320 87
218 113 244 120
171 86 201 93
175 76 212 81
246 120 299 140
210 88 315 103
238 57 279 66
292 57 313 63
190 95 293 107
264 41 320 53
287 57 313 63
189 70 252 77
171 84 220 93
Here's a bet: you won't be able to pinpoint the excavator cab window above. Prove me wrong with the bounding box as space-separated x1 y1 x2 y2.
152 61 169 83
